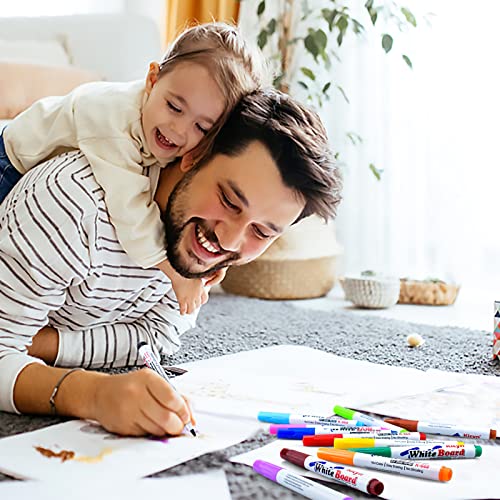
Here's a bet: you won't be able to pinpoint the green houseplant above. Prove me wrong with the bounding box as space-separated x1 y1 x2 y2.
221 1 421 300
248 0 420 180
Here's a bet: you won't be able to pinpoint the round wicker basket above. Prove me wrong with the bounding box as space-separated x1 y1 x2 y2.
221 255 338 300
340 276 401 309
398 280 460 305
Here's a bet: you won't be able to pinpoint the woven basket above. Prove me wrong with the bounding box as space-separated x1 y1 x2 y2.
221 255 338 300
398 280 460 305
340 276 401 309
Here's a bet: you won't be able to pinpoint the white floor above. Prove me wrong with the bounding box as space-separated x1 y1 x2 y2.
289 284 495 332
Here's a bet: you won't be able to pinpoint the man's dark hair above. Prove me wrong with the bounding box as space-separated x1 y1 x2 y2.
202 88 342 222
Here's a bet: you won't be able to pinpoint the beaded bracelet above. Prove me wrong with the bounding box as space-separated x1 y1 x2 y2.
49 368 84 415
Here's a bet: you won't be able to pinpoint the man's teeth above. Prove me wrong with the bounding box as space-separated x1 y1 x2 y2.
156 129 176 147
196 226 219 254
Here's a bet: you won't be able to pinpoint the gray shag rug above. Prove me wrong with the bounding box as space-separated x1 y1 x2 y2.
0 294 497 499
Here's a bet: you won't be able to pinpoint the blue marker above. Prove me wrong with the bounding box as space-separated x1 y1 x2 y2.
258 412 364 426
277 427 397 440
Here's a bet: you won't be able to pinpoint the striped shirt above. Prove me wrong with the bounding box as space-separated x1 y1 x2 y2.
0 151 197 414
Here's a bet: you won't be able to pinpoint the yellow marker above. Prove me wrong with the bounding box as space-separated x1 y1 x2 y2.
333 436 443 450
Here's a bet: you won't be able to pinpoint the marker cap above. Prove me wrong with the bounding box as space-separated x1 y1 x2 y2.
277 428 315 439
303 434 339 446
333 405 355 420
439 467 453 482
253 460 281 481
269 424 306 434
475 445 482 457
280 448 307 465
317 448 355 465
367 479 385 496
258 412 290 424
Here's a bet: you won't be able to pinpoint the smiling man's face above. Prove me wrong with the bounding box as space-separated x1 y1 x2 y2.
161 140 306 279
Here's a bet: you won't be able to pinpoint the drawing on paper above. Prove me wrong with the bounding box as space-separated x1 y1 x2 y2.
34 446 75 462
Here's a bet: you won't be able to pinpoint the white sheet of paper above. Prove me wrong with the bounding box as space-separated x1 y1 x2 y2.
0 412 258 481
360 369 500 432
0 470 231 500
231 439 499 500
176 345 464 418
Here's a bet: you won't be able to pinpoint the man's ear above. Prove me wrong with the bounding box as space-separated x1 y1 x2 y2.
179 153 196 172
145 62 160 95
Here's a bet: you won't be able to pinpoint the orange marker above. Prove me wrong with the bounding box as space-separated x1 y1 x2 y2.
317 448 452 482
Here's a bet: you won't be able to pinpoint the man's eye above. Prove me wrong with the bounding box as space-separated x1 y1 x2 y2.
254 226 271 239
221 191 238 211
167 101 181 113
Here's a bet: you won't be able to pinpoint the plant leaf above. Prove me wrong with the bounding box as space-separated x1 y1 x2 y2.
364 0 374 9
336 84 350 103
304 33 319 61
300 67 316 80
401 7 417 27
402 54 413 69
369 163 383 180
382 33 393 53
267 18 277 35
257 29 268 49
346 131 363 145
313 29 328 53
297 81 309 90
321 8 338 31
322 82 331 94
337 15 348 32
257 0 265 17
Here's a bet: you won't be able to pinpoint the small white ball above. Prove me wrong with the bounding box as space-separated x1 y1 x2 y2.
407 333 425 348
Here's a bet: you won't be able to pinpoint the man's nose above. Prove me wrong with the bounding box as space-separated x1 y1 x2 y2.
215 222 246 253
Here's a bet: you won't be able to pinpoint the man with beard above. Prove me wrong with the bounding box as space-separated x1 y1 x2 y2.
0 89 342 436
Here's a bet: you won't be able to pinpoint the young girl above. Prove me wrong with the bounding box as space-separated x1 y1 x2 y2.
0 22 266 314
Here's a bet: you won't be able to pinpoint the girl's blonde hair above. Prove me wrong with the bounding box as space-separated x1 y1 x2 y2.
158 22 268 162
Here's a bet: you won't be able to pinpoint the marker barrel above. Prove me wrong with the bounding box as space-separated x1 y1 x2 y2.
270 424 389 435
258 412 362 426
280 448 384 497
333 436 426 449
277 428 404 440
138 342 196 437
334 406 407 433
253 460 353 499
384 418 496 440
318 448 453 482
352 444 482 460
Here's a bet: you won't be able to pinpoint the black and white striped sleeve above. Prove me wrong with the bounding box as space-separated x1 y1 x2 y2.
55 290 198 369
0 182 93 413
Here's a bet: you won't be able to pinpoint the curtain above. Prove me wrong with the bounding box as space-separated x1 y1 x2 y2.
239 0 500 290
165 0 240 44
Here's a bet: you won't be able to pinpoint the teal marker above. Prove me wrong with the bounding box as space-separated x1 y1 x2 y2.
351 444 482 460
333 405 407 433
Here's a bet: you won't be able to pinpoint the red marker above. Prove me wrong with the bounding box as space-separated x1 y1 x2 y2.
280 448 384 496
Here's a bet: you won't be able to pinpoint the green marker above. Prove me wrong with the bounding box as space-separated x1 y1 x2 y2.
333 405 407 433
350 444 482 460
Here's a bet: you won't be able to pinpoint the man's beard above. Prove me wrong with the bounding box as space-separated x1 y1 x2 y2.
162 169 240 279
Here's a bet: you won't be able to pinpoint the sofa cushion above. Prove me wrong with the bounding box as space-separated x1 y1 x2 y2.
0 62 100 119
0 38 70 66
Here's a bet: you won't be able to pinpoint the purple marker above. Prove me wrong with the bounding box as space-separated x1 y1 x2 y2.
253 460 353 499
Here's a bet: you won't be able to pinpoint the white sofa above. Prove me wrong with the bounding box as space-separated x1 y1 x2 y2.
0 13 162 129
